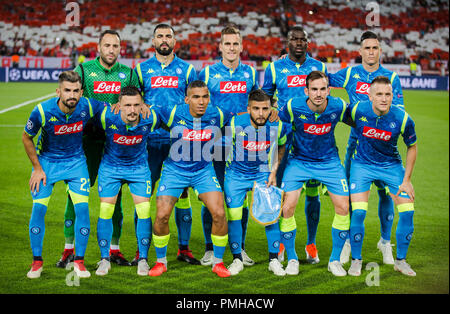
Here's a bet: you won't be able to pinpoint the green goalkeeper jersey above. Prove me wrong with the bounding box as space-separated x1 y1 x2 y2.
74 57 140 104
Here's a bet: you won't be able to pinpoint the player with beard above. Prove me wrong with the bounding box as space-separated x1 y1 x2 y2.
57 30 140 268
135 24 199 266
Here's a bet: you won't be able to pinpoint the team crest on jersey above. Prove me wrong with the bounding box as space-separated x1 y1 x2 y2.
80 111 87 118
390 122 396 129
244 72 250 78
311 66 318 71
109 124 118 130
89 72 98 77
359 116 368 122
176 68 182 74
142 126 148 132
118 72 126 79
49 116 58 122
210 118 216 125
281 68 290 73
330 113 337 120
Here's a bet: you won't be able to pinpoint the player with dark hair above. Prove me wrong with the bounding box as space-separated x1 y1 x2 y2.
198 25 259 267
262 26 328 265
95 86 159 276
148 81 232 278
278 71 351 276
135 24 199 266
345 76 417 276
23 71 107 278
329 30 404 265
58 29 140 268
224 89 288 276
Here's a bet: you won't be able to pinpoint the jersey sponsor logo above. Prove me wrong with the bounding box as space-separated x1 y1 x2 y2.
54 121 83 135
355 82 370 95
113 134 143 145
93 81 122 94
243 140 271 151
182 129 212 141
304 123 332 135
362 126 392 141
287 75 307 87
151 76 179 88
219 81 247 93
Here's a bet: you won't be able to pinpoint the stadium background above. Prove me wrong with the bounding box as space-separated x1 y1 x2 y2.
0 0 448 295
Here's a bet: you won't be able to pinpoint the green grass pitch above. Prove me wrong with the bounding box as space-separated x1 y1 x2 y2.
0 82 448 294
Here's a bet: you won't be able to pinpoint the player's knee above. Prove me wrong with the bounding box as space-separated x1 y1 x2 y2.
334 199 349 215
211 209 227 224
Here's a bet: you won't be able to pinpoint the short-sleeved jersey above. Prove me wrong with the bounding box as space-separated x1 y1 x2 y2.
348 100 416 166
135 55 197 144
262 54 328 108
328 64 404 108
279 95 348 162
74 57 140 104
156 103 230 172
198 61 258 116
99 107 159 167
226 113 288 177
24 97 106 160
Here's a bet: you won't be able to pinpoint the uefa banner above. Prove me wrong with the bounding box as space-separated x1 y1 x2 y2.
0 67 65 83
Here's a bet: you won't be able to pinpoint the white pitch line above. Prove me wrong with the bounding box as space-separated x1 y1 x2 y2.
0 92 56 114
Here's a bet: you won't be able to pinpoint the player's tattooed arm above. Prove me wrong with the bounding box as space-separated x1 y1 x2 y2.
22 132 46 193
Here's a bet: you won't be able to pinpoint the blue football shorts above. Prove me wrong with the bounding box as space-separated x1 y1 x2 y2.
349 161 410 198
98 161 152 198
224 168 269 209
31 156 90 200
281 157 349 196
157 162 222 198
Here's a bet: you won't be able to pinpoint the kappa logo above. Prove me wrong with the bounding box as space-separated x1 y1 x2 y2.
281 68 290 73
89 72 98 77
213 73 221 79
299 114 307 120
147 69 155 74
238 131 247 136
177 120 187 126
353 73 361 79
109 124 118 130
49 116 58 122
359 116 368 122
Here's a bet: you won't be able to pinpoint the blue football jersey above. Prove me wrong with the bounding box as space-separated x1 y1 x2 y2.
135 55 197 144
278 95 348 162
24 97 106 160
99 107 159 167
262 54 328 108
155 103 231 172
329 64 404 108
348 100 416 166
226 113 288 177
198 60 258 116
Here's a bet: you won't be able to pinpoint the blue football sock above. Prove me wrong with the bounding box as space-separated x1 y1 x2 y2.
377 189 394 241
174 207 192 246
280 216 298 261
201 204 213 247
330 213 350 262
396 209 414 260
241 207 249 249
29 203 47 257
73 202 90 258
136 217 152 259
211 234 228 261
97 217 113 259
305 195 320 245
265 222 281 254
349 209 367 260
228 219 242 255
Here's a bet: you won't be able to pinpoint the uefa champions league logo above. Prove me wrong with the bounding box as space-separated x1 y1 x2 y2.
9 68 21 81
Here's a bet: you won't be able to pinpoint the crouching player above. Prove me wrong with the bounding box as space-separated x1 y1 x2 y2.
149 80 232 278
23 71 107 279
346 76 417 276
95 86 159 276
224 89 287 276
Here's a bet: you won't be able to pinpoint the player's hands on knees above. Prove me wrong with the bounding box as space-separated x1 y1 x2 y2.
30 168 46 193
397 180 415 202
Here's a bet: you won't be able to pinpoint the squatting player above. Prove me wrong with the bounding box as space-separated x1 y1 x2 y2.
148 80 232 278
278 71 351 276
95 86 159 277
224 89 287 276
345 76 417 277
329 31 404 265
59 30 140 268
262 26 328 264
23 71 106 279
135 24 199 265
198 25 259 267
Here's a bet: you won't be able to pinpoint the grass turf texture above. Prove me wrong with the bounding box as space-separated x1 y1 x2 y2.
0 82 448 294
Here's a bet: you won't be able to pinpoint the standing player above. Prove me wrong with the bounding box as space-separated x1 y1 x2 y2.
345 76 417 277
329 31 404 265
224 89 288 276
95 86 158 276
198 26 259 267
262 26 328 264
58 30 140 268
148 80 232 278
278 71 350 276
23 71 106 278
135 24 199 265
